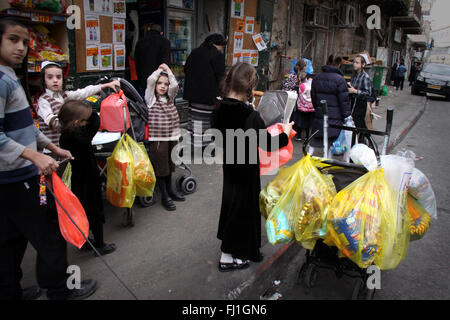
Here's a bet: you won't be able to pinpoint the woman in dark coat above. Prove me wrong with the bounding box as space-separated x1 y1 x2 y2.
213 62 293 272
59 100 116 255
310 55 351 155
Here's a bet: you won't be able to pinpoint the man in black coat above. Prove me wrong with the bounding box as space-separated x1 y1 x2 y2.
183 34 226 147
134 24 171 91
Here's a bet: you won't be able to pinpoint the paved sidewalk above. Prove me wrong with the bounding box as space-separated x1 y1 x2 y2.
19 85 427 300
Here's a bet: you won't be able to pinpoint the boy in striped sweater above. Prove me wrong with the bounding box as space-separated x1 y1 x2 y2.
0 18 96 300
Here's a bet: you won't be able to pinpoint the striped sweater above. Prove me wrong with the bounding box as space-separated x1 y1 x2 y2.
0 65 51 184
147 97 180 141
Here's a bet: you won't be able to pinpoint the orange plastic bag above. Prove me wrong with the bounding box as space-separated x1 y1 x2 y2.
52 172 89 249
259 124 296 175
99 90 131 133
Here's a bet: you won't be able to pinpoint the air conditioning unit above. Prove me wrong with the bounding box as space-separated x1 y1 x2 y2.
337 4 356 27
304 6 329 29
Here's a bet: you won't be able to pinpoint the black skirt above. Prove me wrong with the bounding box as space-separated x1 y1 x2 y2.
147 140 177 176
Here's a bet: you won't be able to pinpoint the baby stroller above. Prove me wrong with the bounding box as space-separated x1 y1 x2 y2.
296 100 394 300
92 76 197 226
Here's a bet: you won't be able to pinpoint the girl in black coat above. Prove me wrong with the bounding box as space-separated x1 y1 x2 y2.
59 100 116 256
213 62 293 272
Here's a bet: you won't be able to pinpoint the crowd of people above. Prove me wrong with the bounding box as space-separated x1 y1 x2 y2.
2 15 416 300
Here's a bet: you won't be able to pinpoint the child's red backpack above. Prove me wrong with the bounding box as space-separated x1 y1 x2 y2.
99 89 131 133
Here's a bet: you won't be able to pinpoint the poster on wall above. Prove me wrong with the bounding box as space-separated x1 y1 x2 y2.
100 44 113 71
83 0 96 14
233 32 243 51
96 0 113 16
113 18 125 44
86 45 100 71
231 0 244 19
242 50 251 64
232 51 242 65
236 18 245 32
250 50 258 67
113 0 126 18
85 16 100 44
245 16 254 34
252 33 267 51
114 45 126 70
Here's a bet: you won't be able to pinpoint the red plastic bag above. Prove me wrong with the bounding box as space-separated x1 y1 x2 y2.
52 172 89 249
259 124 296 175
99 90 131 133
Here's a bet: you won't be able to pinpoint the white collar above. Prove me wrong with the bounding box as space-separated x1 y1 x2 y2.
0 65 18 80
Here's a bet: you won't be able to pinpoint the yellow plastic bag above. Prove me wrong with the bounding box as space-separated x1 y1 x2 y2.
407 194 431 241
106 134 135 208
324 169 410 270
61 162 72 189
261 154 336 248
126 135 156 197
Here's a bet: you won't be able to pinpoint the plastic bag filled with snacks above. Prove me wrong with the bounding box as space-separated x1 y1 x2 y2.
407 194 431 241
409 168 437 219
261 154 336 248
324 168 411 270
106 135 135 208
126 135 156 197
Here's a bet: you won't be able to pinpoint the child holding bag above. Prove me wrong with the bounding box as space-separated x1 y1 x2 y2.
36 61 120 149
59 100 117 256
145 63 185 211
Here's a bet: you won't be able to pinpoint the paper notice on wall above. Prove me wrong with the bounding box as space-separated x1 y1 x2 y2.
113 0 126 18
231 0 244 19
242 50 251 64
85 16 100 44
236 18 245 32
114 45 126 70
252 33 267 51
86 45 100 71
245 16 254 34
97 0 113 16
84 0 96 14
100 44 113 71
250 50 258 67
232 50 242 65
233 32 243 51
113 18 125 44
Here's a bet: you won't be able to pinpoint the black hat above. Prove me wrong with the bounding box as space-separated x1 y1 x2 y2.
205 33 227 46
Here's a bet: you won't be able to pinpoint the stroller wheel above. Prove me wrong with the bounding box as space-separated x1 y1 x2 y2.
181 176 197 195
304 263 318 289
351 278 376 300
137 196 155 207
176 174 189 192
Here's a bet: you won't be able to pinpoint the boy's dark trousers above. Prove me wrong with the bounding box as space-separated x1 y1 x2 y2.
0 176 69 300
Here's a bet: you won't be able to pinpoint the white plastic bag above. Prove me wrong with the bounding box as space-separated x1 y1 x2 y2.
409 168 437 219
349 144 378 171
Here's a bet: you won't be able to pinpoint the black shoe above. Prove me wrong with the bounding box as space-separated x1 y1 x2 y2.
21 285 42 300
93 243 117 257
162 197 176 211
218 259 250 272
67 279 97 300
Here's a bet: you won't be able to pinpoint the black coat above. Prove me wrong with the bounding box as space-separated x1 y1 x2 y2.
135 30 171 89
183 45 225 105
59 111 104 224
212 98 288 260
310 65 351 139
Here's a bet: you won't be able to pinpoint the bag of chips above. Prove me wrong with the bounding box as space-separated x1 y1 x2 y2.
261 154 336 249
106 134 135 208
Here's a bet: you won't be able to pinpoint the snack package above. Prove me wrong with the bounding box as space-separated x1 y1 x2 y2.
106 135 135 208
409 168 437 219
261 154 336 248
407 194 431 241
126 135 156 197
325 169 411 270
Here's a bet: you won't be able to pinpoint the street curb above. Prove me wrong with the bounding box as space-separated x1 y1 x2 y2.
387 97 427 153
229 96 428 300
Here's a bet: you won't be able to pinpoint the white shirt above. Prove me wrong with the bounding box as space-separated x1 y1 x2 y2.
37 84 103 128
